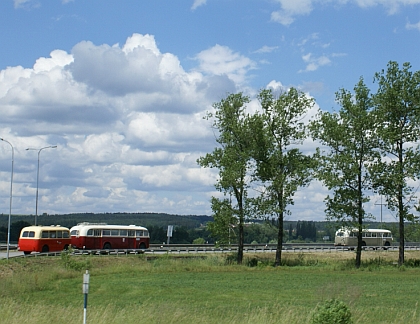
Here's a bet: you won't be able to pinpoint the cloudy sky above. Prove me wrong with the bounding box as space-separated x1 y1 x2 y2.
0 0 419 222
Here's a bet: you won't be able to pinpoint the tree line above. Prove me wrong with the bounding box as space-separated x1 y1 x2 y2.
198 61 420 267
1 218 336 245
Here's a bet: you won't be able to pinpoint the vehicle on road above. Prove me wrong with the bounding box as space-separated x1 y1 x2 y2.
70 223 150 250
18 225 71 254
334 228 393 248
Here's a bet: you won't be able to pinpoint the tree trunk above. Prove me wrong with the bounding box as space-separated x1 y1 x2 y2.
356 228 362 268
398 146 404 266
398 193 404 266
355 173 363 268
275 212 283 266
237 221 244 264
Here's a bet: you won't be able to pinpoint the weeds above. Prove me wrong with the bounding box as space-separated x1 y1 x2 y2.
60 248 91 271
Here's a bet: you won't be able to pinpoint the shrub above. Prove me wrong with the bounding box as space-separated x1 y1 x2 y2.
61 249 91 271
310 298 352 324
192 237 205 244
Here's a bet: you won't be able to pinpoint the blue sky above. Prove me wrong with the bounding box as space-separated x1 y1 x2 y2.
0 0 419 222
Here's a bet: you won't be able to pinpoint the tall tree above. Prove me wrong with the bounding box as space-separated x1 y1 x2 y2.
253 88 314 266
206 197 237 245
310 78 378 268
198 93 253 264
371 61 420 266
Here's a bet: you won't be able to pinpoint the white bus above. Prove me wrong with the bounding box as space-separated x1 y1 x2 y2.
334 228 393 248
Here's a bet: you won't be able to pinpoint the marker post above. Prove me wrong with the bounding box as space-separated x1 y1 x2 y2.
167 225 173 244
83 270 90 324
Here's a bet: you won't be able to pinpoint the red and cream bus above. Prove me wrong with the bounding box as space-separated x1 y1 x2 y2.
70 223 150 250
18 225 71 255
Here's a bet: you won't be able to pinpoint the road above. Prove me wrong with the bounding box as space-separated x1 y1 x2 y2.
2 242 420 259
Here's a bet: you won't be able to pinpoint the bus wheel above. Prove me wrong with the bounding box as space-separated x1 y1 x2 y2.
103 243 111 249
23 251 31 255
42 245 49 253
139 243 146 250
384 241 390 250
63 244 69 250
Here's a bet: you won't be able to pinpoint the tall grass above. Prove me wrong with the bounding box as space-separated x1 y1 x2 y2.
1 251 420 323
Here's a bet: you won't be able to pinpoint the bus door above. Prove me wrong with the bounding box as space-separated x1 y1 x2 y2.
128 230 136 249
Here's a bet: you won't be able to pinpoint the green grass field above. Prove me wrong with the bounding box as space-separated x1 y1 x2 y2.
1 250 420 323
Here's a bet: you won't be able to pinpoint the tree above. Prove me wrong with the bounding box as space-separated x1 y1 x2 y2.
206 197 237 245
371 61 420 266
198 93 254 264
310 78 379 268
296 220 317 241
252 87 315 266
10 220 32 242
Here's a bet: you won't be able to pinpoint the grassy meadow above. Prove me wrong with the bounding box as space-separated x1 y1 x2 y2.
1 250 420 323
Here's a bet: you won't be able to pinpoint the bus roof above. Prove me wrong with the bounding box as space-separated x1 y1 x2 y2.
20 225 70 234
70 223 148 235
336 228 391 233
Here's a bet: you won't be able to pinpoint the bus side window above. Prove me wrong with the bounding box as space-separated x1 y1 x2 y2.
22 231 29 237
57 231 63 238
111 230 119 236
136 230 143 237
29 231 35 238
120 230 127 236
63 231 69 238
49 231 56 238
87 229 94 236
41 231 48 238
128 230 135 237
144 230 149 237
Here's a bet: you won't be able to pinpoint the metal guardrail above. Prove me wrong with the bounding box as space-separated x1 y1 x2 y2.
4 243 420 259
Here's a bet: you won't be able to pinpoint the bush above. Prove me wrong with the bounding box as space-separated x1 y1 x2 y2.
310 299 352 324
192 237 205 244
61 249 91 271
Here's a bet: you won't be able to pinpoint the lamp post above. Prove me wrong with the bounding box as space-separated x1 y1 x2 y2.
26 145 57 225
0 138 14 260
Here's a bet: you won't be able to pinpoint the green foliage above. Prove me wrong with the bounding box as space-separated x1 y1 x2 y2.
0 220 32 242
0 213 213 232
206 198 237 245
243 222 278 244
311 299 352 324
198 93 255 263
295 220 317 241
3 254 420 323
372 61 420 265
60 248 91 271
253 88 315 265
404 259 420 267
192 237 205 244
310 78 378 268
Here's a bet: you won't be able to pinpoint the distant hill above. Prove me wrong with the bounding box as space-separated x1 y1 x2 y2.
0 212 213 229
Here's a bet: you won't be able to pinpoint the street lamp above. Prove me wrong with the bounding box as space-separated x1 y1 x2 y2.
26 145 57 225
0 138 14 260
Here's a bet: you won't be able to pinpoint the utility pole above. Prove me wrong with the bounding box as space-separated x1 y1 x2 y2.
375 196 386 228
